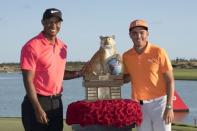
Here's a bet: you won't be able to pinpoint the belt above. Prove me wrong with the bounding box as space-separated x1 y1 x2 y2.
139 95 166 105
37 94 62 99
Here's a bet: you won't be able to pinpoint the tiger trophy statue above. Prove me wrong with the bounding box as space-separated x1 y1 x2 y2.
82 35 123 100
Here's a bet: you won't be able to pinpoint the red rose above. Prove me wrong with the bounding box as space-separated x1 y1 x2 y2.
66 99 143 127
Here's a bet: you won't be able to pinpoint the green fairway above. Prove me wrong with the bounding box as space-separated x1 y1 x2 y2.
0 117 72 131
0 117 196 131
174 69 197 80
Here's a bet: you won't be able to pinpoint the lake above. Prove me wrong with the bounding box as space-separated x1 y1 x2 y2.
0 72 196 125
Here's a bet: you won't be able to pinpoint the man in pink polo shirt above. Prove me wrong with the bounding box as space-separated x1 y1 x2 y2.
20 8 82 131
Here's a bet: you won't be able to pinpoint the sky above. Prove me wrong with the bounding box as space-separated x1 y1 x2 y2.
0 0 197 63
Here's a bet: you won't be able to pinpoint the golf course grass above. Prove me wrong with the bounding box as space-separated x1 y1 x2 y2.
0 117 196 131
174 69 197 80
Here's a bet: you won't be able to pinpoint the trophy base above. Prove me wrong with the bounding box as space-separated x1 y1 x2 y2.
71 124 134 131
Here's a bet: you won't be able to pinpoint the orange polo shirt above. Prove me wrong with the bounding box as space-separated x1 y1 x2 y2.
123 42 173 100
20 32 67 96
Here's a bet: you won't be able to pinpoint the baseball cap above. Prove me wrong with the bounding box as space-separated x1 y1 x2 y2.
129 19 148 31
42 8 63 21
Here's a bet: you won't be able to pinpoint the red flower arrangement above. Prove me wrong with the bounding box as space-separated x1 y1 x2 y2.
66 99 142 127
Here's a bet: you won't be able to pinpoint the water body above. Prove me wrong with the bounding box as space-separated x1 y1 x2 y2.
0 73 196 125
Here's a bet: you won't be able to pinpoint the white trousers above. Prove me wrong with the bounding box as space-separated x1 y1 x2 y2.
137 96 171 131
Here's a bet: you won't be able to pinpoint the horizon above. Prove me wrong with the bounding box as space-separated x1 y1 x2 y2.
1 1 197 63
1 57 197 65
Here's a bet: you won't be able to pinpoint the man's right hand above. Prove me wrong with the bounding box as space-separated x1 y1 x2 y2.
123 74 131 83
35 107 49 124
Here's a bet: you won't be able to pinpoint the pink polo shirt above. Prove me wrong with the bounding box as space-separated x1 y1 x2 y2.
20 32 67 96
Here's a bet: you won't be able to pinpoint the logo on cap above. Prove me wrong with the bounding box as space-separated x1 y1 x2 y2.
51 10 59 14
136 21 141 25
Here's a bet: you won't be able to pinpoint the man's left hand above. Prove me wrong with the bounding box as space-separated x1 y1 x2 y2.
163 108 174 124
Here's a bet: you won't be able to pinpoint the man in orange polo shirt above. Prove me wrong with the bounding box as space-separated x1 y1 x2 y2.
20 8 82 131
123 19 174 131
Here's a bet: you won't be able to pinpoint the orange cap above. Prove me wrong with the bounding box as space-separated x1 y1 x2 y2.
129 19 148 30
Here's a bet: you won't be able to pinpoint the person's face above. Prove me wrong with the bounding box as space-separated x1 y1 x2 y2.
42 17 61 37
129 27 148 49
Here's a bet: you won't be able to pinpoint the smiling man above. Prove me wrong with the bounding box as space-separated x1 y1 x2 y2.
123 19 175 131
20 8 82 131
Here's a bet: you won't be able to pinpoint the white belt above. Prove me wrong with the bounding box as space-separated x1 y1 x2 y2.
140 95 166 104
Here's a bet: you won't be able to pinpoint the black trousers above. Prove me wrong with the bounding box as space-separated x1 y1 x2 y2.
21 95 63 131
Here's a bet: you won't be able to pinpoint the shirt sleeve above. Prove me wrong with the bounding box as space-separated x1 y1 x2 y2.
160 48 173 73
122 54 129 74
20 44 37 71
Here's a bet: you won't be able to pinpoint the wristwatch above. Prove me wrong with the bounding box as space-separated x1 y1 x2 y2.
166 105 173 110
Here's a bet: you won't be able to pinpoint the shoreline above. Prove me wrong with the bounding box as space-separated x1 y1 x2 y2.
1 70 197 81
1 62 197 80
